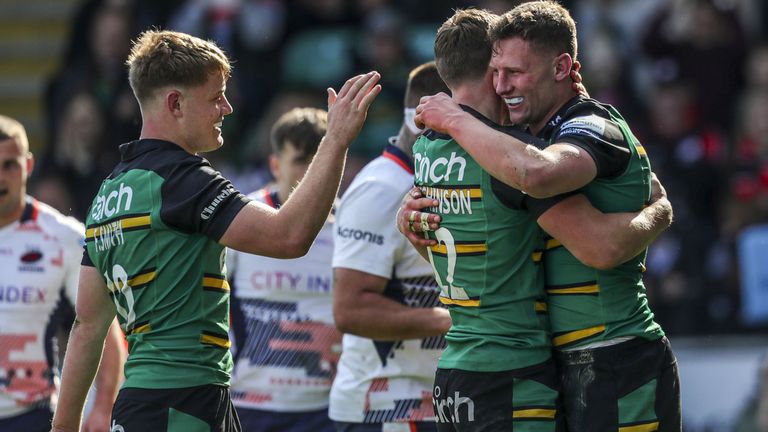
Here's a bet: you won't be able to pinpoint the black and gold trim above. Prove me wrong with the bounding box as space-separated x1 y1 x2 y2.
202 273 230 293
512 406 557 421
552 325 606 348
546 281 600 296
85 213 152 242
420 184 483 203
534 301 548 314
129 320 152 335
430 241 487 257
618 420 659 432
439 295 481 307
200 330 230 349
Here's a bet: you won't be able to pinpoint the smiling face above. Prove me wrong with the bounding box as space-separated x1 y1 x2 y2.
178 71 233 154
491 37 564 133
0 137 33 227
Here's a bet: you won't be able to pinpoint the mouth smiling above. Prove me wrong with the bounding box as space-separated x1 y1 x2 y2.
505 96 524 108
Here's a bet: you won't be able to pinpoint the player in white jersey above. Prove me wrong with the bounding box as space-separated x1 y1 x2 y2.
228 108 342 432
331 62 451 432
0 115 124 431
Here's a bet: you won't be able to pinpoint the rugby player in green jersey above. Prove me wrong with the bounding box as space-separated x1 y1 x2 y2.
397 7 673 432
413 2 681 431
51 30 380 432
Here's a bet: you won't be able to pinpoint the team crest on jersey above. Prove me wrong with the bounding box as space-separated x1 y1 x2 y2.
18 247 44 272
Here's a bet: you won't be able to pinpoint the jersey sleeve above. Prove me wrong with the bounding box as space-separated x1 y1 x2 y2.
160 158 251 241
332 180 403 279
554 113 631 179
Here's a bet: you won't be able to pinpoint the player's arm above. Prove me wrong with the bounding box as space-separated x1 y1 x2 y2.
333 268 451 340
82 319 125 432
415 93 596 198
220 72 381 258
536 178 673 270
52 266 117 432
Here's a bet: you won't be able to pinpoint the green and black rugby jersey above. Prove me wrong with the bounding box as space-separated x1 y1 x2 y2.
82 139 251 389
537 96 664 350
414 106 564 372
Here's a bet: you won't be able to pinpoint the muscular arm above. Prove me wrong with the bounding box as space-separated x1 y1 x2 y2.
82 319 126 432
537 194 673 270
52 266 117 432
333 268 450 340
415 93 596 198
220 72 381 258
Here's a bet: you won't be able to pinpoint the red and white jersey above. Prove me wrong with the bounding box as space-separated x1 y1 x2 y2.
0 197 84 418
330 144 445 424
228 186 341 412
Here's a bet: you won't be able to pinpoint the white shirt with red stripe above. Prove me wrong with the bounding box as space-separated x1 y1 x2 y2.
0 197 84 418
228 186 341 412
330 144 444 424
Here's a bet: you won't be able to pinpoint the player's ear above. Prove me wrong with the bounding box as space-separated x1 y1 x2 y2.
269 154 280 180
167 90 183 117
553 53 573 82
25 152 34 177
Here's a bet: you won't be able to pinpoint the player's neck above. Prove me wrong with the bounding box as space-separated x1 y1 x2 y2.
0 200 25 229
451 83 503 125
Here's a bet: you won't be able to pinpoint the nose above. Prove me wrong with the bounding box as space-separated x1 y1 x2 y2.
222 95 234 116
495 73 508 95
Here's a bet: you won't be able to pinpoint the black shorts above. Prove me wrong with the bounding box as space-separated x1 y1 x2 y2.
556 336 681 432
111 384 241 432
433 359 565 432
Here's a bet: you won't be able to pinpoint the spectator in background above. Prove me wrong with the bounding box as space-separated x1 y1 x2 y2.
330 61 450 432
228 108 341 432
642 0 747 133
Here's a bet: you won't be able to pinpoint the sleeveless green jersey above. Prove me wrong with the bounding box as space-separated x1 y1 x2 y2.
84 139 250 389
539 97 664 349
413 107 551 372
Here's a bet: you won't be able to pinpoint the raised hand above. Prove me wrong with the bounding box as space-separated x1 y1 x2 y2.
326 71 382 148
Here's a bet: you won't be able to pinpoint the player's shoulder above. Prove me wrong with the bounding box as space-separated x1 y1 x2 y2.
33 200 86 241
345 156 412 196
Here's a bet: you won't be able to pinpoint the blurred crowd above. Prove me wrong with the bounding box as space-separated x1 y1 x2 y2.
31 0 768 337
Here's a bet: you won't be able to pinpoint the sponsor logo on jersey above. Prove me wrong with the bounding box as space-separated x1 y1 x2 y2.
0 285 45 303
433 386 476 423
558 114 606 140
414 152 467 183
110 420 125 432
91 183 133 222
201 185 236 220
18 247 44 272
336 226 384 245
248 270 332 293
20 250 42 263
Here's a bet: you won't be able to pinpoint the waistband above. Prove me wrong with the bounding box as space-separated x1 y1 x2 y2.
555 336 666 366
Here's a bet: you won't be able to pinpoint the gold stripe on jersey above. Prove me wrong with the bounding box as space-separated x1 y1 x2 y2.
85 214 151 241
552 325 606 347
130 321 152 335
618 421 659 432
202 274 230 292
439 296 481 307
512 407 557 420
531 250 543 262
635 144 648 157
128 269 156 289
421 185 483 200
430 241 487 256
535 301 548 313
545 238 562 250
200 331 231 349
546 282 599 296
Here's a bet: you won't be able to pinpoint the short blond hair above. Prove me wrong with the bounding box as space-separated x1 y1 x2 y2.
126 30 232 103
0 115 29 153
